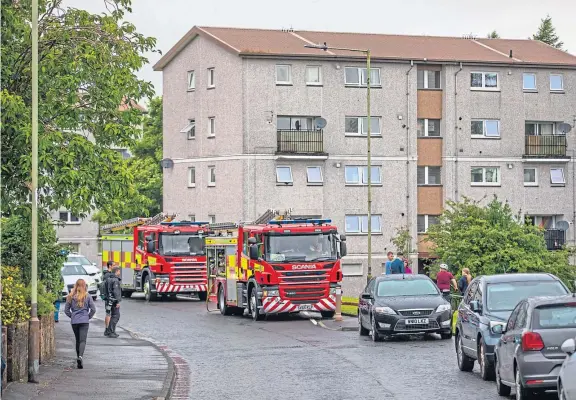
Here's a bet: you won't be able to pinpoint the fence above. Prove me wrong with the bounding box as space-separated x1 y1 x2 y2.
276 130 324 154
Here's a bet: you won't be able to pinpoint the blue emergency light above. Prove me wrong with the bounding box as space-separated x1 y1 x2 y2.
160 221 209 226
268 219 332 225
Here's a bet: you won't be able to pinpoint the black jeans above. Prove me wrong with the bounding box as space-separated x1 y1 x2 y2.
109 302 120 333
72 323 89 358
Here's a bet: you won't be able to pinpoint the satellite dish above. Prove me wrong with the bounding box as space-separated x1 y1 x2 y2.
556 220 570 231
160 158 174 169
558 123 572 134
315 117 327 129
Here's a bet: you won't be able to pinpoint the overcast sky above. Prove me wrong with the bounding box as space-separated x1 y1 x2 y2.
67 0 576 97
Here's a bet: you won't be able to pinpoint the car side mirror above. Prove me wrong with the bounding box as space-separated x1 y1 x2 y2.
361 293 372 300
249 245 259 260
561 338 576 355
146 241 155 253
491 324 505 335
340 241 347 257
248 237 257 245
470 300 482 313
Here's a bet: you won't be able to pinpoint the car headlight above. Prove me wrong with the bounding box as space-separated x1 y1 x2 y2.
436 304 451 313
374 306 396 315
263 290 279 297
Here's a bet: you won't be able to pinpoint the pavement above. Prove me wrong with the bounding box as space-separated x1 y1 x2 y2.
3 309 174 400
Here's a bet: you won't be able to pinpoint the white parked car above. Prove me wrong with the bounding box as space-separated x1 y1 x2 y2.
67 253 101 285
61 262 98 300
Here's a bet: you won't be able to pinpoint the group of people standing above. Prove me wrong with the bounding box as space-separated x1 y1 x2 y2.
383 251 412 275
63 261 122 369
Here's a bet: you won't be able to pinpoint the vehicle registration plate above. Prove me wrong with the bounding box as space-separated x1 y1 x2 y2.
298 304 314 311
406 318 429 325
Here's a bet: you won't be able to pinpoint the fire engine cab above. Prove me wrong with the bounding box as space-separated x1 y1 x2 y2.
206 214 347 320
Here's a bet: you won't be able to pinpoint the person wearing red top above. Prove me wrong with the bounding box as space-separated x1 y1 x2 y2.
436 264 457 292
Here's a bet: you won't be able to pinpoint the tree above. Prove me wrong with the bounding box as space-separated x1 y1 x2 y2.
1 0 158 219
487 30 500 39
532 15 564 49
391 226 412 256
426 197 575 286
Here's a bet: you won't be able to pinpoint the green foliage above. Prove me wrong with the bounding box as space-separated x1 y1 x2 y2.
426 197 576 286
1 214 66 296
391 226 412 255
487 30 500 39
533 15 564 49
25 284 58 317
1 0 158 218
1 267 30 325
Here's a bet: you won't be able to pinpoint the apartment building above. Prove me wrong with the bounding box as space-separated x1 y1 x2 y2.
155 27 576 294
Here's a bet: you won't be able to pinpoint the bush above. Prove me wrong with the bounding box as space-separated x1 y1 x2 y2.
1 266 30 325
24 283 57 318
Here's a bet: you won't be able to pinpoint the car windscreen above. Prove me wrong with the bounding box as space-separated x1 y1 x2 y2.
533 303 576 329
68 256 91 265
160 234 205 256
61 265 87 276
486 281 568 312
266 233 337 262
376 279 439 297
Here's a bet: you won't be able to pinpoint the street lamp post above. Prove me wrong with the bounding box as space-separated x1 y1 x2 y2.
304 43 372 284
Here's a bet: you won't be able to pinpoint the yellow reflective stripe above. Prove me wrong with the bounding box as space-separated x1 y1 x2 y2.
148 256 157 266
124 252 132 263
102 251 110 262
113 251 121 263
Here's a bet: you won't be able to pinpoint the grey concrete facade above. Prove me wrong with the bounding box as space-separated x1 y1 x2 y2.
160 33 576 295
52 211 100 263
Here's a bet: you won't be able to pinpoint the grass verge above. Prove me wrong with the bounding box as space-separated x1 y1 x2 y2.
341 296 358 316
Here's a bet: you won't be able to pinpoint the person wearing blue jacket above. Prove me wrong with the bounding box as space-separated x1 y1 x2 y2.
64 279 96 369
390 252 406 274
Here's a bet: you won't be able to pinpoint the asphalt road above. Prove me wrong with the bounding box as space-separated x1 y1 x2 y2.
96 294 558 400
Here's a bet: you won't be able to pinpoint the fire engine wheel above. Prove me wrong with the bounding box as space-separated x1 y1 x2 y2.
219 286 233 316
249 288 264 321
144 276 158 302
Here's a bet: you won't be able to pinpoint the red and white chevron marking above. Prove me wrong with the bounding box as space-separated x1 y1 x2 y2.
155 283 208 293
262 295 336 314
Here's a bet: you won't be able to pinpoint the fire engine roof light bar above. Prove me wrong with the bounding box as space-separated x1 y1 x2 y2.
160 221 209 226
268 219 332 225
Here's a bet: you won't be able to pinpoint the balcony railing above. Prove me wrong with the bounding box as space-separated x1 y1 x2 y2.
524 135 567 158
544 229 565 250
276 130 325 155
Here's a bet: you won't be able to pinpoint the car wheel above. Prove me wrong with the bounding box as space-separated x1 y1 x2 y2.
371 314 382 342
515 367 534 400
358 312 369 336
455 331 474 372
495 355 511 396
479 338 495 381
440 331 452 340
558 380 567 400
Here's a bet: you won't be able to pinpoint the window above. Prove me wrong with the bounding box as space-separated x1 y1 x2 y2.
180 119 195 139
471 119 500 138
276 166 293 184
306 66 321 85
345 215 382 234
524 167 537 186
417 215 439 233
207 68 215 88
525 122 556 136
550 74 564 91
523 73 536 91
550 168 565 185
417 166 441 185
187 70 195 90
306 166 323 184
188 167 196 188
208 215 216 224
276 65 292 84
208 117 215 137
417 119 441 137
58 211 80 224
208 166 216 186
277 116 318 131
188 214 196 222
471 167 500 186
344 117 381 136
417 70 441 89
344 67 381 86
345 165 381 185
470 71 499 90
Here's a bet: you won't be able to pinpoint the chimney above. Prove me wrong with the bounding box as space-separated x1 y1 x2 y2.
509 50 513 58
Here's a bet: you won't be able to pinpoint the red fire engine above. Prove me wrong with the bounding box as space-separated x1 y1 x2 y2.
206 213 347 320
100 213 210 301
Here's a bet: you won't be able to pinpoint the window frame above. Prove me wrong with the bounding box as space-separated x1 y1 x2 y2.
208 117 216 137
471 119 500 138
549 74 564 92
525 121 557 136
470 71 500 91
275 64 292 85
417 118 441 137
180 119 196 139
306 166 323 185
208 214 216 224
470 166 501 186
522 73 537 91
276 166 293 184
550 168 565 185
305 65 322 86
417 70 441 89
344 214 382 234
344 165 382 185
187 70 195 91
344 116 382 136
417 214 439 234
523 167 538 187
208 165 216 187
188 167 196 188
188 214 196 222
417 166 441 186
344 67 381 87
58 211 80 225
207 68 215 88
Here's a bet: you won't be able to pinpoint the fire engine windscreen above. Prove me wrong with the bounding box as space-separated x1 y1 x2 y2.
159 234 206 256
266 234 337 262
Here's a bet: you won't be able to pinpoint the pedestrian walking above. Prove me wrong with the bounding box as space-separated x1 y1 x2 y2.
100 261 114 336
384 251 394 274
458 268 472 295
436 264 458 300
390 252 405 274
106 267 122 338
64 279 96 369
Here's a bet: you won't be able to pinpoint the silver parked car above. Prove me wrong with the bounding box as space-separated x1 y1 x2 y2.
558 336 576 400
493 296 576 399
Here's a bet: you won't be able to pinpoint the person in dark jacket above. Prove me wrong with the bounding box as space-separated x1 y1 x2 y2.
458 268 472 295
101 261 115 336
106 267 122 338
64 279 96 369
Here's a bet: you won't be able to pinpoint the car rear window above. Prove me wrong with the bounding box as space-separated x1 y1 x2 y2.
533 303 576 329
377 279 439 297
486 281 568 312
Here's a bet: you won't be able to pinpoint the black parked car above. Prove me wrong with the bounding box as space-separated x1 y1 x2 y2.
454 273 569 381
358 274 453 341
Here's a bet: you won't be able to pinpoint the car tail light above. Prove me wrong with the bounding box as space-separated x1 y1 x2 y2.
522 332 544 351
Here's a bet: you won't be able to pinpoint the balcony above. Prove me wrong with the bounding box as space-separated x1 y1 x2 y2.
276 130 326 158
524 135 568 158
544 229 565 250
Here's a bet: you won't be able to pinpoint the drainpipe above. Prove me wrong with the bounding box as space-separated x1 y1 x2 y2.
454 62 463 201
406 60 414 255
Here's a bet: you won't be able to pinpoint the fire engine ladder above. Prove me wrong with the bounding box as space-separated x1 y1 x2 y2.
101 212 177 233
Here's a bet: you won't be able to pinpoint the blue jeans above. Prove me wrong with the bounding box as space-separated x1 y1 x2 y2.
54 299 61 322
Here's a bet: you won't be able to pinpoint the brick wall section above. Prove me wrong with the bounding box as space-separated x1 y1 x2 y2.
417 186 443 214
417 90 443 119
39 315 55 364
6 322 28 382
417 138 443 166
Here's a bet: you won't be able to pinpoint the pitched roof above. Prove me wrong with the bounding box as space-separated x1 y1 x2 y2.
153 26 576 71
